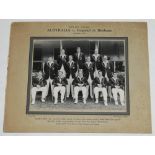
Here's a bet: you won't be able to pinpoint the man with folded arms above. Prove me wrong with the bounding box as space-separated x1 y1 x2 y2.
52 70 68 104
31 71 47 105
72 70 88 104
93 70 108 105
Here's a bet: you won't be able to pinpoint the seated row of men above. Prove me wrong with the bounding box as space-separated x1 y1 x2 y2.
31 69 125 106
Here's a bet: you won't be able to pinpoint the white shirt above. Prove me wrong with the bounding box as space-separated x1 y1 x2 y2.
93 54 99 61
86 62 91 68
69 61 73 67
103 60 108 67
48 62 53 67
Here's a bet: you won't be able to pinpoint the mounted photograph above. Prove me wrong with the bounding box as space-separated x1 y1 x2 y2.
26 37 129 114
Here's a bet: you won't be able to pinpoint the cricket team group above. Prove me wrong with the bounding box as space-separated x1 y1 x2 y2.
31 47 125 106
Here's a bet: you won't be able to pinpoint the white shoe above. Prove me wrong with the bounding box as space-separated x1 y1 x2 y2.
95 99 98 104
83 99 86 104
104 101 108 106
121 102 125 106
115 101 119 105
61 100 64 103
54 100 58 104
41 99 45 103
31 100 35 105
74 99 78 104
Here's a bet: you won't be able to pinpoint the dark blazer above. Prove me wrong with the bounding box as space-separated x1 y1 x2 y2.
74 52 85 69
98 61 111 77
52 77 68 87
65 61 77 78
83 62 95 80
109 77 124 89
57 55 68 69
72 76 88 87
91 54 102 70
92 77 107 88
44 62 58 80
32 76 47 87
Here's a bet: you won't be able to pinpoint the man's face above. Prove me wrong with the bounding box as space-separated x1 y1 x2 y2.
95 49 98 54
69 55 73 61
87 56 91 62
61 49 65 55
103 56 107 61
48 57 53 62
77 47 81 53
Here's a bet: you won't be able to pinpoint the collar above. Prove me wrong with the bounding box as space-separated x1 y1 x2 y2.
93 54 99 57
78 76 83 79
112 77 117 81
60 54 66 57
48 61 54 64
69 60 73 64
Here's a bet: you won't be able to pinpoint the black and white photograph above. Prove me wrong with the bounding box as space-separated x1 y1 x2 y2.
26 37 129 114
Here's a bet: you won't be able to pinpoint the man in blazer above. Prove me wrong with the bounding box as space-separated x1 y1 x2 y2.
92 70 108 105
99 55 111 77
109 73 125 106
91 48 102 72
31 71 47 105
43 56 58 97
52 70 68 104
83 56 95 98
57 49 68 76
72 69 88 104
66 55 77 98
74 47 85 70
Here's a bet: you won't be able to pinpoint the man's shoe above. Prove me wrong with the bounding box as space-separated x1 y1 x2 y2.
74 99 78 104
121 102 125 106
104 101 108 106
83 99 86 104
115 101 119 105
31 100 35 105
41 99 45 103
61 100 64 103
95 99 98 104
54 100 58 104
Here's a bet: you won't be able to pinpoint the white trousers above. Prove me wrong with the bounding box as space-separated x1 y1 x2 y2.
74 86 87 100
31 87 46 101
94 87 107 101
112 88 124 103
67 76 74 98
46 78 53 96
87 75 93 98
53 86 66 101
